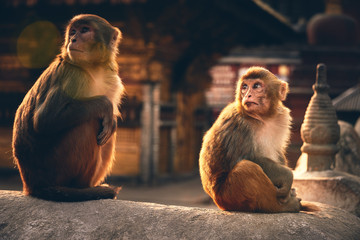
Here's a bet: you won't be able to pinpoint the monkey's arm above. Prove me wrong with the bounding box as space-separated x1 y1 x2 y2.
33 87 116 144
252 157 293 199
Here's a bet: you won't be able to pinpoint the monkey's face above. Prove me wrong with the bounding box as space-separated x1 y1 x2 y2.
66 23 102 65
240 78 271 116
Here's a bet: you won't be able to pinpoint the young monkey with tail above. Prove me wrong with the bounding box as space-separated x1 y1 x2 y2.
13 14 124 201
199 66 303 212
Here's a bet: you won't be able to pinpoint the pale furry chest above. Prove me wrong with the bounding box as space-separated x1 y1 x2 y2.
88 74 123 115
89 75 119 97
253 119 290 163
90 78 111 97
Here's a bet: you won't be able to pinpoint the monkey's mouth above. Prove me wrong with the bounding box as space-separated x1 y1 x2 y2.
69 48 83 52
244 101 258 107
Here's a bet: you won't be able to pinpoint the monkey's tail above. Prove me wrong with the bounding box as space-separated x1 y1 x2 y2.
300 201 321 212
30 185 121 202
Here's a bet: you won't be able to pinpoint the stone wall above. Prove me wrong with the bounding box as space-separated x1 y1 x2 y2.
1 190 360 240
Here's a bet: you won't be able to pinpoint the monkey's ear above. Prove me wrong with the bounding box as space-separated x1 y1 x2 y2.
110 27 122 50
111 27 122 44
279 81 288 101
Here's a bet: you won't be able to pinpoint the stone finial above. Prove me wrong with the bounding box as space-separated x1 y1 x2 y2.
300 63 340 171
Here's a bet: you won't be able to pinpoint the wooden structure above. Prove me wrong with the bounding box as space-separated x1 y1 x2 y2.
0 0 300 183
205 0 360 168
1 0 358 182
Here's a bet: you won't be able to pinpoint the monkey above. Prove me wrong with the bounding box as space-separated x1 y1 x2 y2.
199 66 302 212
12 14 124 202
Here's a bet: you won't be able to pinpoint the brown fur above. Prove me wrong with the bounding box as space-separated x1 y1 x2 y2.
12 14 124 201
199 66 301 212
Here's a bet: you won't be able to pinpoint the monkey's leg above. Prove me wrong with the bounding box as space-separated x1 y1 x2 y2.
215 160 300 212
91 133 116 186
50 120 100 187
64 120 120 199
27 121 120 201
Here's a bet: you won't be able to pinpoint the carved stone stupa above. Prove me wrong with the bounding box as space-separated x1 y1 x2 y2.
300 63 340 171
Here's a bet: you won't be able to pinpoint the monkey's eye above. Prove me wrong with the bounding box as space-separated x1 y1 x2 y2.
241 84 248 93
253 82 263 91
80 26 90 33
69 29 76 36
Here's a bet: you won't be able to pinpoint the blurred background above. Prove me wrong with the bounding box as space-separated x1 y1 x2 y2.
0 0 359 207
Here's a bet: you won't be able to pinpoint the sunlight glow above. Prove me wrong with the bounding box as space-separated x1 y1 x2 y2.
17 21 60 69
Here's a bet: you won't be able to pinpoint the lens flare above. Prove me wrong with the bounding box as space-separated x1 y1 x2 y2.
17 21 60 69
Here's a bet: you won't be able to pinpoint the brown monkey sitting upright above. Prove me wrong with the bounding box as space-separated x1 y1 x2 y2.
199 66 301 212
12 14 124 201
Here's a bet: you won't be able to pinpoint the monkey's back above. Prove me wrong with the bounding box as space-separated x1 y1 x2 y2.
199 102 257 195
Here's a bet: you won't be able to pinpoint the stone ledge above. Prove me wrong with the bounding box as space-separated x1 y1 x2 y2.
294 170 360 217
1 190 360 240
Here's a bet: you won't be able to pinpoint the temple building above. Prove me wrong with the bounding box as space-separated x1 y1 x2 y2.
0 0 359 182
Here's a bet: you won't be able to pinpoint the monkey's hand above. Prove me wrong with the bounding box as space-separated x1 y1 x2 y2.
96 96 117 145
275 181 291 198
255 157 294 199
273 169 293 199
278 188 297 204
97 116 117 146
